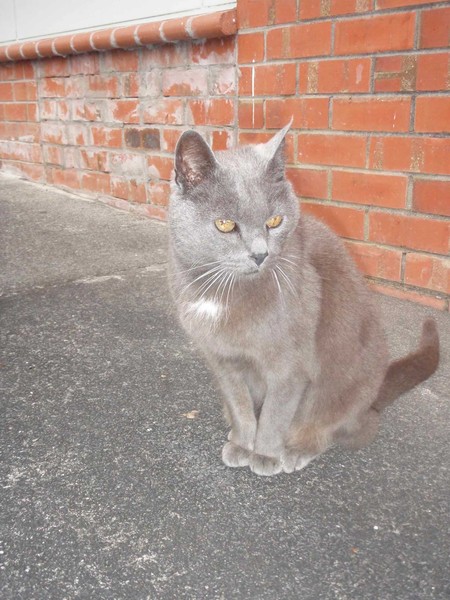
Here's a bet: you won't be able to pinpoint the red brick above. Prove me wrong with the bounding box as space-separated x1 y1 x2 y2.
369 282 447 310
420 7 450 49
345 241 402 281
109 100 139 123
332 170 407 208
335 13 415 54
162 129 184 152
102 49 139 72
0 83 13 101
87 75 119 97
374 55 417 93
301 202 365 239
266 98 329 130
147 155 174 180
298 134 367 168
412 179 450 217
237 0 276 28
67 124 88 146
332 97 411 132
40 78 66 98
141 44 187 69
267 22 332 59
149 181 171 206
91 126 123 148
300 0 373 18
41 122 68 144
190 37 235 65
238 32 265 64
369 212 449 254
143 99 184 125
122 73 140 97
239 63 296 96
369 136 450 175
377 0 441 7
287 167 328 200
14 81 37 101
415 96 450 133
211 130 233 151
404 253 450 294
416 53 450 92
43 145 64 166
188 99 234 126
238 100 264 129
73 100 102 122
48 167 81 190
299 58 371 94
3 104 28 121
82 172 111 195
10 161 44 182
0 141 42 162
210 66 236 96
239 132 295 162
0 122 40 142
273 0 297 24
162 69 208 96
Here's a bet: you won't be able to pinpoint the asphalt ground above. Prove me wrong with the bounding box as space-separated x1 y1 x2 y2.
1 176 449 599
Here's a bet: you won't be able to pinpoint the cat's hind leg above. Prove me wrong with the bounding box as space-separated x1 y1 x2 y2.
333 407 380 450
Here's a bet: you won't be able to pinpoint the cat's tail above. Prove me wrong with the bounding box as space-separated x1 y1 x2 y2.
372 318 440 413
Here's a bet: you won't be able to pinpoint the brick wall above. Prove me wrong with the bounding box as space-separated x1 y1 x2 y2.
0 1 449 309
237 0 449 310
0 38 237 221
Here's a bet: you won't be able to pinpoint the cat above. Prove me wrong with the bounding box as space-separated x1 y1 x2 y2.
167 123 440 477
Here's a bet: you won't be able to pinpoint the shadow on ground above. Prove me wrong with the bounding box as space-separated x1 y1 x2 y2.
1 176 449 599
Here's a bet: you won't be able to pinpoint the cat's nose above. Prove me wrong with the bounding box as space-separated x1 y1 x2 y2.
251 252 268 267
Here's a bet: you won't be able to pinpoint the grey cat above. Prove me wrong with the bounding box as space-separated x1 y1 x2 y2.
168 124 440 477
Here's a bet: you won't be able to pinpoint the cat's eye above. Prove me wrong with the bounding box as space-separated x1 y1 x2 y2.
266 215 283 229
215 219 236 233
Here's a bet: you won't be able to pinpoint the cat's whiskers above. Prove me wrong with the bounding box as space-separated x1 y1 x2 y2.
180 264 225 297
276 264 298 297
194 267 229 303
271 268 285 306
279 256 298 269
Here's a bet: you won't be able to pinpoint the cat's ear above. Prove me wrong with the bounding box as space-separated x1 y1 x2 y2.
257 118 292 180
175 130 218 191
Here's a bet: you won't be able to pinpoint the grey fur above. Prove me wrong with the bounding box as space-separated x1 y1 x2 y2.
168 127 440 477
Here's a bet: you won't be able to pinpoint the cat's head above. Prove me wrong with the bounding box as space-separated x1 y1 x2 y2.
169 123 299 278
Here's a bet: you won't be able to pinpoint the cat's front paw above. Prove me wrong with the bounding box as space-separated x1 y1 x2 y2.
249 453 283 476
282 450 315 474
222 442 251 468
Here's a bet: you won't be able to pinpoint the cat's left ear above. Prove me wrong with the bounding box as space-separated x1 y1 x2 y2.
258 118 292 179
175 130 218 191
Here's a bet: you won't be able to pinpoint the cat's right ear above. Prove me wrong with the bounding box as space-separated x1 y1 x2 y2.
175 130 218 191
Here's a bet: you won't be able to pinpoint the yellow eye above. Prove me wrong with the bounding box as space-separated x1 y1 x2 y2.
214 219 236 233
266 215 283 229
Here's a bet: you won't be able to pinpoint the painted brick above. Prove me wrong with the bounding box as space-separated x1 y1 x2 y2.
141 44 187 69
143 99 184 125
420 6 450 49
190 37 235 65
109 152 146 178
266 98 329 130
332 97 411 132
298 133 367 168
91 126 122 148
102 49 139 72
70 53 100 75
48 167 81 190
41 56 70 78
287 167 329 200
335 13 415 54
67 124 88 146
82 172 111 195
266 22 332 59
87 75 120 97
79 149 108 172
162 69 208 96
40 78 66 97
404 253 450 294
239 63 296 96
148 181 171 206
111 178 147 204
43 145 65 166
211 130 234 151
41 123 68 145
140 72 162 98
73 100 103 122
299 58 371 94
412 180 450 217
301 202 366 240
300 0 373 19
109 99 139 123
187 99 234 126
415 97 450 133
332 170 407 208
369 136 450 175
162 128 185 152
345 241 402 281
369 212 449 254
210 66 236 96
147 155 174 181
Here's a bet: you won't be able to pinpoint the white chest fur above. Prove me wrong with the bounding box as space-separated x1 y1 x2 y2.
186 299 222 322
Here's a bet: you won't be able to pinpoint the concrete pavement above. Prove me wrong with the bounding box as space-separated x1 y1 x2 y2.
1 176 449 599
